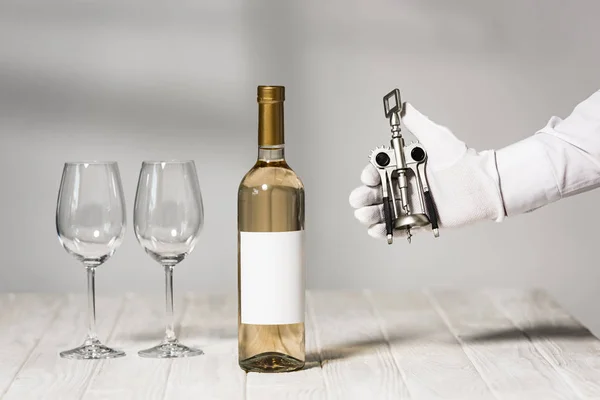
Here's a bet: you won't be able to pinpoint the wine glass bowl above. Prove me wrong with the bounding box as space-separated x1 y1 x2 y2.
135 200 201 266
57 205 125 266
55 161 126 359
134 160 204 358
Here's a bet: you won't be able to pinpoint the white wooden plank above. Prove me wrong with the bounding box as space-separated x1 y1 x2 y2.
427 289 582 400
83 293 179 400
0 294 65 397
246 290 327 400
163 293 246 400
2 294 124 400
3 290 597 400
488 289 600 399
366 290 497 400
308 290 410 400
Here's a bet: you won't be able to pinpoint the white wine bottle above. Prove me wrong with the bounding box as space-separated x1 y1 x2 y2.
237 85 305 373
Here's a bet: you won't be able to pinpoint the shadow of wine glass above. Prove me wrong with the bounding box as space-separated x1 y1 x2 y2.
123 325 238 342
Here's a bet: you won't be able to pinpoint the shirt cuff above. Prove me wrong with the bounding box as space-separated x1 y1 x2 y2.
495 134 562 216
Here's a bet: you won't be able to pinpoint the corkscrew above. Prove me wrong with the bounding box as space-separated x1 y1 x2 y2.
369 88 440 244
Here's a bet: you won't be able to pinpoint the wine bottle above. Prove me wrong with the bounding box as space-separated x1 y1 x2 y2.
237 85 305 373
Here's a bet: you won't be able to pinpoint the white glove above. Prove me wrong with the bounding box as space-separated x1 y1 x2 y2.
349 102 506 239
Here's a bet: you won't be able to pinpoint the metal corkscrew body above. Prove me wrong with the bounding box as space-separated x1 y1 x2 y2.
369 89 440 244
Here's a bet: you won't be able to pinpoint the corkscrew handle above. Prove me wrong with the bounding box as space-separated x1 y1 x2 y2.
383 89 402 119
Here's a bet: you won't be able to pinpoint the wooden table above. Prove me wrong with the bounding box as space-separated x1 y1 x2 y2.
1 290 599 399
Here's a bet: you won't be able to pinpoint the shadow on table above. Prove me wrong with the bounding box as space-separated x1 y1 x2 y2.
461 324 597 343
306 331 419 367
304 324 599 367
124 325 237 341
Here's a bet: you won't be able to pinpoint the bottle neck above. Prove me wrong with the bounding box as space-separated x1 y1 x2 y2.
258 145 285 162
257 86 285 163
258 101 284 145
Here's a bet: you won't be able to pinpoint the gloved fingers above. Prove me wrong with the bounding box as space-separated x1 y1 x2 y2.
349 185 382 209
354 204 384 226
361 163 381 187
367 223 407 239
402 102 468 170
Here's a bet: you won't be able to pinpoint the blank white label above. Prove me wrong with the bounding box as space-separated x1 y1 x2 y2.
240 230 305 325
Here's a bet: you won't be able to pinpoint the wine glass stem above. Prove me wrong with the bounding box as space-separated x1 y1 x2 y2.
86 265 98 342
164 265 176 343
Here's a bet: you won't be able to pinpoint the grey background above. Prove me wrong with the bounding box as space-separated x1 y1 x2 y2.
1 1 599 333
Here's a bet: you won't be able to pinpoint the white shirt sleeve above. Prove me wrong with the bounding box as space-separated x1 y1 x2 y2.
496 89 600 216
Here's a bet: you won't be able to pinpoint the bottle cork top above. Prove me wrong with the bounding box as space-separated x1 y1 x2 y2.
257 86 285 102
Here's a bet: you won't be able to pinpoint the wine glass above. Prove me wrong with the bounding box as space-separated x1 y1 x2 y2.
55 162 127 359
134 160 204 358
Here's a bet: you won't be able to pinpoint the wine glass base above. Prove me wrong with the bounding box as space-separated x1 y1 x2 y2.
138 341 204 358
60 339 125 360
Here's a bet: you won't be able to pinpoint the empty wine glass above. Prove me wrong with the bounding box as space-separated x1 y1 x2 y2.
56 162 126 359
134 160 204 358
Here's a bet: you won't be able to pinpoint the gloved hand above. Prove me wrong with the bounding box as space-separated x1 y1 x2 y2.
349 102 507 239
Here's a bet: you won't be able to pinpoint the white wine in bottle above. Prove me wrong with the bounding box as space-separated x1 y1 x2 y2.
237 85 305 373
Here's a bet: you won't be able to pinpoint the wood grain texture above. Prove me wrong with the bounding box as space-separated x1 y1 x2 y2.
2 294 124 400
308 290 410 400
163 292 246 400
1 290 600 400
367 290 497 400
489 289 600 399
83 293 180 400
0 294 65 397
427 289 582 400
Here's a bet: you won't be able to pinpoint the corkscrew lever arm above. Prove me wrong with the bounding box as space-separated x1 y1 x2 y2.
380 171 395 244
